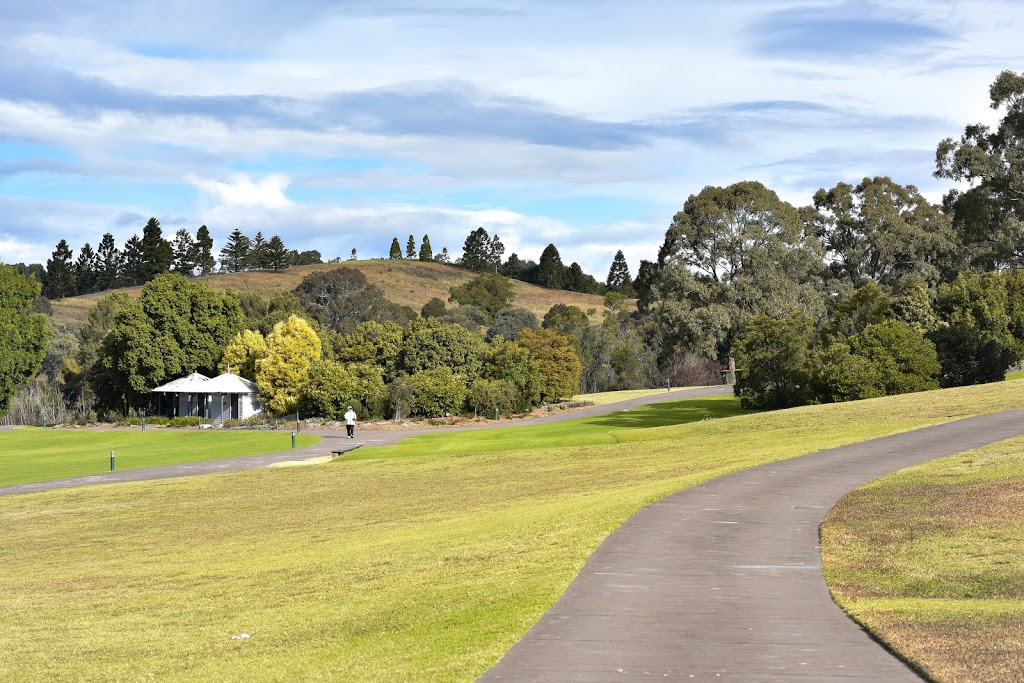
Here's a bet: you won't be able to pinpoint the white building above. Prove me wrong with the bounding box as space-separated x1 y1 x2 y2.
152 371 263 422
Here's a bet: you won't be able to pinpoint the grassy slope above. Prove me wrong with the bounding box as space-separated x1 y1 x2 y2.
346 395 745 461
822 437 1024 682
1 383 1023 681
569 386 699 405
0 430 321 487
49 260 612 328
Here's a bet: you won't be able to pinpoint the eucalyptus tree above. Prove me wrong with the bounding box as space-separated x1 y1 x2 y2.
810 176 954 291
936 70 1024 270
647 181 826 361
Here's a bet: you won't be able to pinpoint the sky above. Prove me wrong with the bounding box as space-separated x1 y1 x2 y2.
1 0 1023 279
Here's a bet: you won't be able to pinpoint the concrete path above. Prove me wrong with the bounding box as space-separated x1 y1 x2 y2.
480 410 1024 682
0 385 730 497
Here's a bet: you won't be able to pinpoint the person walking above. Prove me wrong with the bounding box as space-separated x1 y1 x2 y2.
344 405 357 438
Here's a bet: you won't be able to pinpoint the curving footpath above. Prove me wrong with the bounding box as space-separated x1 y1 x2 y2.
479 410 1024 682
0 385 730 498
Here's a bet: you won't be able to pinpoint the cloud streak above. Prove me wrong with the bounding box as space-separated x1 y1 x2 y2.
2 0 1024 280
748 2 952 59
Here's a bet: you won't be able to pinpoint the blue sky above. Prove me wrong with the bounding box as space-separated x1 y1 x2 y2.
1 0 1023 277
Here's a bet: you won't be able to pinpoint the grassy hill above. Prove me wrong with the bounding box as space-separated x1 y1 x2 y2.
48 260 614 328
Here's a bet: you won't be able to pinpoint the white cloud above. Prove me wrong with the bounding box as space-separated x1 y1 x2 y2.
186 173 294 209
0 234 49 265
2 0 1024 283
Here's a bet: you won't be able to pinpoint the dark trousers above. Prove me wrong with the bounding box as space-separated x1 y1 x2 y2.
346 424 354 437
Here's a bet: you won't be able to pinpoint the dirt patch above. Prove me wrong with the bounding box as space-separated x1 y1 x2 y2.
858 611 1024 683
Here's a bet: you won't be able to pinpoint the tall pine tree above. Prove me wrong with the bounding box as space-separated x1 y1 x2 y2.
120 236 146 286
194 225 216 275
266 235 290 272
606 250 633 294
140 217 173 282
75 243 98 294
220 229 251 272
96 233 119 291
171 229 197 275
419 234 433 261
406 235 417 259
249 231 269 270
389 237 403 259
488 234 505 272
45 239 76 299
537 244 565 289
462 227 502 272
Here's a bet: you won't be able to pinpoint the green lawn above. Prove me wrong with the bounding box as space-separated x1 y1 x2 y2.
1006 369 1024 381
570 386 713 406
822 435 1024 682
1 382 1023 681
349 395 745 460
0 430 321 487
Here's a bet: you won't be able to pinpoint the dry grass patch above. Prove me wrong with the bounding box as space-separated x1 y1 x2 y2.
823 435 1024 681
570 387 707 405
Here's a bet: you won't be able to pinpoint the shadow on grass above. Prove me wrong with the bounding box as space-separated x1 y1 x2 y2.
573 398 748 430
344 396 751 462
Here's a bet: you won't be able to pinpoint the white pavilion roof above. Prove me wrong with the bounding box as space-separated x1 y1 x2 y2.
151 371 257 395
203 372 259 394
151 372 211 393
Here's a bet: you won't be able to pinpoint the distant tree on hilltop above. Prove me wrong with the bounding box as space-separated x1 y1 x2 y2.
220 229 251 273
419 235 433 261
461 228 504 272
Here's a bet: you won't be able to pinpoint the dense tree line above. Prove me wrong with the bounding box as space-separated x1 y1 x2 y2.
644 70 1024 408
20 222 323 301
386 228 632 298
21 266 609 423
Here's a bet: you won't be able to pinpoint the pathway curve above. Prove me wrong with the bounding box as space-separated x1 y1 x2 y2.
479 409 1024 682
0 385 730 497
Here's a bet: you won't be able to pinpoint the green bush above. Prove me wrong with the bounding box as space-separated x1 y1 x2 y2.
467 378 516 417
300 360 386 420
734 313 815 410
930 322 1018 387
487 342 541 411
410 367 467 417
166 416 207 428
